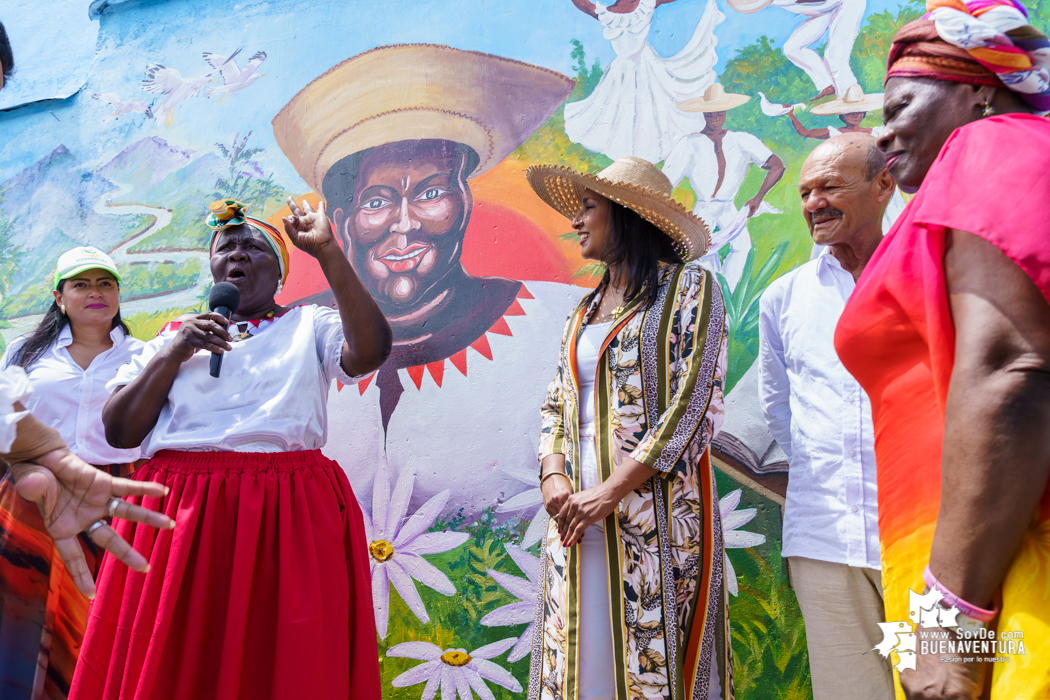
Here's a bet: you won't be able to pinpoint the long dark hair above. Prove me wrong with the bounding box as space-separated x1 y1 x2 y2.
582 199 684 312
10 281 131 370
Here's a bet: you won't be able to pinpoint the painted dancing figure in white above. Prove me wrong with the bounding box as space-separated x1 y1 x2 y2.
764 0 867 100
565 0 724 161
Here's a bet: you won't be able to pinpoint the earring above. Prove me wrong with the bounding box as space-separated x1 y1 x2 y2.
982 102 996 118
59 304 66 315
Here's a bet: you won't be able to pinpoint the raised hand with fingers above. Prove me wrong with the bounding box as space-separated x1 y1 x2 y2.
9 448 174 599
283 196 337 258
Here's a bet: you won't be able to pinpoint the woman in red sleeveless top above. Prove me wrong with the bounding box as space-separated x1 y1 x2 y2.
834 2 1050 698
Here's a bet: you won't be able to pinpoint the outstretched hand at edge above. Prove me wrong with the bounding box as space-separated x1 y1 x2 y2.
10 449 174 599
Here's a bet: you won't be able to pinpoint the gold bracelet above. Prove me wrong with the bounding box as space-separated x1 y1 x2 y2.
540 470 571 487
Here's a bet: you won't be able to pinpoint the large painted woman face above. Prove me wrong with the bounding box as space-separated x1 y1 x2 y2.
329 140 474 308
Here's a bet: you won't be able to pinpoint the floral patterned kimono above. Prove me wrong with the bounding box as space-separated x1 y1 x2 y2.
531 261 731 700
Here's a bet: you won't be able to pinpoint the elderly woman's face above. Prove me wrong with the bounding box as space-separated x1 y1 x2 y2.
209 224 281 310
878 77 983 191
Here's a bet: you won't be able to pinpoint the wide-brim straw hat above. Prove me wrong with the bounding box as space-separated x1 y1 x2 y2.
809 84 884 115
678 83 750 113
272 44 575 196
526 156 711 262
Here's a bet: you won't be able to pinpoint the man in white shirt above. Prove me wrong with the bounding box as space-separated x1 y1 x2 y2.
758 134 896 700
663 83 785 291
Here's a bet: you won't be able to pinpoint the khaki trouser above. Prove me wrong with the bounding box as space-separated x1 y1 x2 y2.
788 556 896 700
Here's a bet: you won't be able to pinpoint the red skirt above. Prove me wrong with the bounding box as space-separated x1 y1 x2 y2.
68 450 380 700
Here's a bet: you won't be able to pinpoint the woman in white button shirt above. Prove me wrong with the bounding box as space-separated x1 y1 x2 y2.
0 246 147 700
527 157 730 700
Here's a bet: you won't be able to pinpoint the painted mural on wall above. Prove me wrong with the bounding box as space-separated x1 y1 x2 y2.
4 0 1049 697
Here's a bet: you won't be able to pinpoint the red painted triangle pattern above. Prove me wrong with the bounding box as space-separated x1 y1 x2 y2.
406 365 426 390
488 317 512 337
426 361 444 388
449 349 468 376
357 372 376 395
503 299 525 316
394 282 534 390
470 334 493 360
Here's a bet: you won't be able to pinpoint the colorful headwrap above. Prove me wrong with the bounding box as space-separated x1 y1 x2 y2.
887 0 1050 111
207 199 291 292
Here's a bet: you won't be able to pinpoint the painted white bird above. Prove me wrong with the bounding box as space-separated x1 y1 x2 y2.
92 93 153 121
203 50 267 103
141 54 233 126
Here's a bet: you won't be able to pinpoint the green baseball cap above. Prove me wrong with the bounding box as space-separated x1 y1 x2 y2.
54 246 122 289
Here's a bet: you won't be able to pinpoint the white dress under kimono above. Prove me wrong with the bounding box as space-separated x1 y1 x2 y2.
564 0 724 162
575 320 617 700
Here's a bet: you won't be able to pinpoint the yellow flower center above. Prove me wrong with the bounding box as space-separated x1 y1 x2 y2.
440 650 473 667
368 539 395 563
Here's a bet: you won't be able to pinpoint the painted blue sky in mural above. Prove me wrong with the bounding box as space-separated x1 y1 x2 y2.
2 0 900 189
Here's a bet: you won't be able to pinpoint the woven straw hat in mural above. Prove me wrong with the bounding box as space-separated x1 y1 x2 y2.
809 84 884 116
526 157 711 262
271 44 574 195
677 83 750 113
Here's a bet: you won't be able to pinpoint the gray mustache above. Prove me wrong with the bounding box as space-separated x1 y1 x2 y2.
811 207 844 221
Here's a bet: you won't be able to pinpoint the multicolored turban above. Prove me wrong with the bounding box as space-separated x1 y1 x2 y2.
207 199 291 292
887 0 1050 111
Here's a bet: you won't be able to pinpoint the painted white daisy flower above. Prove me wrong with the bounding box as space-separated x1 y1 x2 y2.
364 464 470 638
719 488 766 597
388 637 522 700
479 544 540 662
496 462 546 549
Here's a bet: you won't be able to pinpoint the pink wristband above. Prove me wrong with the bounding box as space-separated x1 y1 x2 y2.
923 565 998 623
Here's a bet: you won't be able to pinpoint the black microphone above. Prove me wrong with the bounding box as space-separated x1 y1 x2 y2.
208 282 240 378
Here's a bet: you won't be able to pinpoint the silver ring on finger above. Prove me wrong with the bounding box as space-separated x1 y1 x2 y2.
107 497 121 519
86 519 107 537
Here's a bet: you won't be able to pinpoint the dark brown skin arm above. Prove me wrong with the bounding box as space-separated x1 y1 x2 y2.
284 198 392 377
902 230 1050 699
934 229 1050 604
744 155 786 216
571 0 598 17
788 111 830 140
318 242 392 375
103 313 233 449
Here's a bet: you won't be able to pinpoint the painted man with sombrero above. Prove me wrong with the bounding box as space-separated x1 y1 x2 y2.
765 84 907 245
775 84 884 140
271 45 584 553
662 83 786 291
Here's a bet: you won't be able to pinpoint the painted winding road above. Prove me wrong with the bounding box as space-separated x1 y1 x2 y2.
2 182 212 341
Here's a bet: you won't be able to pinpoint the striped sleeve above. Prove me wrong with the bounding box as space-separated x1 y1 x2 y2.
631 266 726 473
